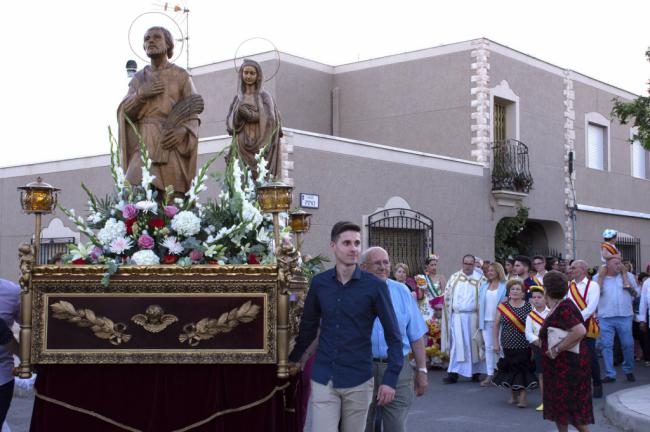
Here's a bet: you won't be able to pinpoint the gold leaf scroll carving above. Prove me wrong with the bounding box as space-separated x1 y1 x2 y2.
50 301 131 345
179 300 260 347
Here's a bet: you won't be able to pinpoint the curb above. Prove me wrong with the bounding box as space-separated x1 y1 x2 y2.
604 385 650 432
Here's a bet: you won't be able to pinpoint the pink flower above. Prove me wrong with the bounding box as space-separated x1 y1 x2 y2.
164 205 179 218
138 233 155 249
122 204 138 220
90 246 103 260
190 249 203 262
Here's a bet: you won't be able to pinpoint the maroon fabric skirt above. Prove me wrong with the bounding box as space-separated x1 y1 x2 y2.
30 364 304 432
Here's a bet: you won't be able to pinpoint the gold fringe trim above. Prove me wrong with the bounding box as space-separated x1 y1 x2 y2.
35 381 292 432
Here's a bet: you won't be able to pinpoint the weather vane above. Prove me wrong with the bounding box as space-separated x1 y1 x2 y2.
154 2 191 69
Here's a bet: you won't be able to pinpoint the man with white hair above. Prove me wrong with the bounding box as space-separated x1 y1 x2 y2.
360 247 428 432
567 260 602 398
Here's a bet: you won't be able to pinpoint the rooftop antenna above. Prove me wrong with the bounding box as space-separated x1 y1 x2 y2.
153 2 190 69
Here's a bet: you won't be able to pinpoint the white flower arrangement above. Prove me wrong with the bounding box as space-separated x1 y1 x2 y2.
59 128 281 286
97 218 127 247
109 236 133 255
131 250 160 265
161 236 184 255
171 211 201 237
135 200 158 214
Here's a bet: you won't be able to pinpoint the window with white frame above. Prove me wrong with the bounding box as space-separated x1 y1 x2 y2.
587 123 605 170
632 139 647 179
585 112 610 171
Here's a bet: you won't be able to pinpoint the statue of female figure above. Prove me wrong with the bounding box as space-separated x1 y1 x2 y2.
226 59 283 179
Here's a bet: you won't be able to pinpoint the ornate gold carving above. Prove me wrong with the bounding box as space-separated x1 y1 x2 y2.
31 275 276 365
179 301 260 346
50 301 132 345
276 243 301 294
31 264 278 277
131 305 178 333
18 243 35 293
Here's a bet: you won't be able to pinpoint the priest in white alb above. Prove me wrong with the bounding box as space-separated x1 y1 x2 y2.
441 254 486 383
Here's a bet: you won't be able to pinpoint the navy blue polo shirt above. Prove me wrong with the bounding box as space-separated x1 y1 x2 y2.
289 266 403 388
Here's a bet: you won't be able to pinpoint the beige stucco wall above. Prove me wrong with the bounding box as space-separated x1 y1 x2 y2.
333 51 472 160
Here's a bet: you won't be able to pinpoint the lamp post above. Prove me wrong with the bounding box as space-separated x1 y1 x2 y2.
256 181 293 378
17 177 60 378
289 209 312 254
256 181 293 248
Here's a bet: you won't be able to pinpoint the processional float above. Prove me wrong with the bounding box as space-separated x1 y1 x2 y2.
15 22 313 432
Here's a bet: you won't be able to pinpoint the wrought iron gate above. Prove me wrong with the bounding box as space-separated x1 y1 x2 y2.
34 237 76 264
367 208 433 276
618 236 641 270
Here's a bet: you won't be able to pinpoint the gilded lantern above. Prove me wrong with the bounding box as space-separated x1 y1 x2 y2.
256 181 293 213
289 209 312 233
18 177 60 214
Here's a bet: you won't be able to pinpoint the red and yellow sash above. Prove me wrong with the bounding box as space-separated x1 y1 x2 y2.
532 274 543 287
498 302 525 334
529 310 545 326
601 242 619 256
569 280 600 338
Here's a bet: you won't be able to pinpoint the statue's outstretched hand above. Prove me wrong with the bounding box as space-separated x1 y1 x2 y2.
139 80 165 99
161 127 187 150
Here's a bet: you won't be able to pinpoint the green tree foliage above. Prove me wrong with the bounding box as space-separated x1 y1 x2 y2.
612 47 650 150
495 206 529 263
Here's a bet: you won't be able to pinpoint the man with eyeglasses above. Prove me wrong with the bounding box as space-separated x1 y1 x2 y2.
441 254 486 384
531 255 547 287
360 247 428 432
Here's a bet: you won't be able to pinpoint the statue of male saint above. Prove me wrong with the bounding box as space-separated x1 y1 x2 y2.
118 26 203 200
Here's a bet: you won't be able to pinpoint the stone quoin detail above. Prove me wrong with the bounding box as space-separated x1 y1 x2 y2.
563 70 576 258
470 39 491 166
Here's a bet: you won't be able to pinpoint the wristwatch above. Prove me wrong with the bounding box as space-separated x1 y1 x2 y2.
417 367 428 374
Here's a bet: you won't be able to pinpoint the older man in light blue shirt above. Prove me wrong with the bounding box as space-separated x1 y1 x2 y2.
593 257 639 382
361 247 428 432
0 279 20 426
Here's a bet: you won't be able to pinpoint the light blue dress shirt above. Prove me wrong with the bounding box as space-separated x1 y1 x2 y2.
0 279 20 386
593 272 639 318
371 279 428 358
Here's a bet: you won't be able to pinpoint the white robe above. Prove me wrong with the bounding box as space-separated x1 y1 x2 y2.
442 269 486 377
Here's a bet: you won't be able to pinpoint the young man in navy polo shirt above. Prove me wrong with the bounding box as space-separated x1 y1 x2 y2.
289 221 402 432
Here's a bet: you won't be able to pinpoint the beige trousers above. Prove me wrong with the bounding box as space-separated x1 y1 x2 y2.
311 378 374 432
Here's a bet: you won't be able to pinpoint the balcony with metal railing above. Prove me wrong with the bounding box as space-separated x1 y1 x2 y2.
491 139 533 206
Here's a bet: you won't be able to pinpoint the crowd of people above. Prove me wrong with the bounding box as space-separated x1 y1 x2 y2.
290 224 650 432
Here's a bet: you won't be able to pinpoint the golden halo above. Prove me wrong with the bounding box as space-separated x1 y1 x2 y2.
233 37 281 82
128 11 185 65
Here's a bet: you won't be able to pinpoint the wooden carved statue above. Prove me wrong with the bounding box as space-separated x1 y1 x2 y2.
118 26 204 200
226 59 283 179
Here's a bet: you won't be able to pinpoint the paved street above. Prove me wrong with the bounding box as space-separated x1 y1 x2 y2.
405 364 650 432
5 362 650 431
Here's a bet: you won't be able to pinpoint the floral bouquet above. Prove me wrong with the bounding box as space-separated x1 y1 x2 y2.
59 122 286 286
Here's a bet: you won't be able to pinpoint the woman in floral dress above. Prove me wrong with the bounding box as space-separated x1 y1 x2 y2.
539 271 593 432
415 255 447 366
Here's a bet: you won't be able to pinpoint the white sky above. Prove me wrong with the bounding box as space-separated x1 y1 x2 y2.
2 0 649 168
